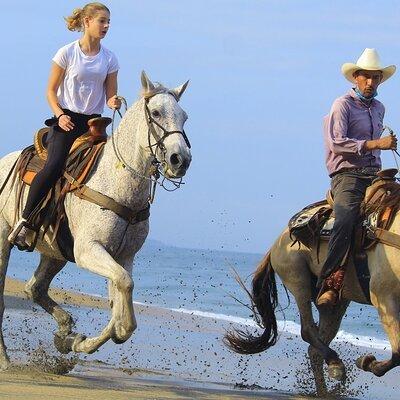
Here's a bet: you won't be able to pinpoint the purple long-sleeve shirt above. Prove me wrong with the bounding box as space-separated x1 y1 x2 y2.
324 89 385 176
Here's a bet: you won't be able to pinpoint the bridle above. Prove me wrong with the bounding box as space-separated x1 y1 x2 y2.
111 92 190 202
144 97 191 159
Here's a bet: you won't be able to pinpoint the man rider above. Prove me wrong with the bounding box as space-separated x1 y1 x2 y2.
317 48 397 306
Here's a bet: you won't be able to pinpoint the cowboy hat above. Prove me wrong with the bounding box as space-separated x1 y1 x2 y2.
341 48 396 84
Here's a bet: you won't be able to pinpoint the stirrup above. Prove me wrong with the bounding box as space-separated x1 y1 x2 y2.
7 219 32 251
7 219 27 244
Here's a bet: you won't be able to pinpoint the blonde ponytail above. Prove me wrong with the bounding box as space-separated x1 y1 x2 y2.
65 8 84 31
64 3 110 32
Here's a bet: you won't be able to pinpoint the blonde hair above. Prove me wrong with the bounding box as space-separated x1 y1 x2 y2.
65 2 110 32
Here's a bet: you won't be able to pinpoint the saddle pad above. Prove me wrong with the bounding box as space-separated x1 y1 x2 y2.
288 201 332 247
289 201 387 243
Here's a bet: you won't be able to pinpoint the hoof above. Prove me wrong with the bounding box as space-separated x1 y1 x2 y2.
54 333 86 354
111 328 129 344
112 336 126 344
356 354 376 371
111 322 135 344
0 358 10 371
328 362 346 381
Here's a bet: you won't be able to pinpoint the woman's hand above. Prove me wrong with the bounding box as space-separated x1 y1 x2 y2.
58 114 75 132
107 94 121 110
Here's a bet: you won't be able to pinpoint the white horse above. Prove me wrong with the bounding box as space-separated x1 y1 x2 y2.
0 71 191 369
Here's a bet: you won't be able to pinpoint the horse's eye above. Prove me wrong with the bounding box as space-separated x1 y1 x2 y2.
152 110 160 118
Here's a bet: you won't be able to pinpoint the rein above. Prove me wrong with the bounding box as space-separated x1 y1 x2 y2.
110 93 189 203
383 126 400 180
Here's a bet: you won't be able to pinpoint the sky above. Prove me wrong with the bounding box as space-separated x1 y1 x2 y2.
1 1 400 253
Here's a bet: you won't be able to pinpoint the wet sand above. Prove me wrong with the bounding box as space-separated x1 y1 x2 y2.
0 365 318 400
1 278 321 400
0 277 392 399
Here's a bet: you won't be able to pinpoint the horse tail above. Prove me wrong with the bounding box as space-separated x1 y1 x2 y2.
224 251 278 354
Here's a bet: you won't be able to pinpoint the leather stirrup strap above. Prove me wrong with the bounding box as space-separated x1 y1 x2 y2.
63 172 150 224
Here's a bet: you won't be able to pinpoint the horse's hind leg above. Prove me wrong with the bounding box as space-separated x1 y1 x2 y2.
24 254 73 338
308 299 350 394
356 292 400 376
0 217 11 370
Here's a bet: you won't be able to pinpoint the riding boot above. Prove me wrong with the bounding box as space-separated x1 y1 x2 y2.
7 218 30 250
316 267 345 306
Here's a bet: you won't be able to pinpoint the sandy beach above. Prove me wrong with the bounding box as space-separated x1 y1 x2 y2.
0 277 396 399
1 278 316 400
0 365 316 400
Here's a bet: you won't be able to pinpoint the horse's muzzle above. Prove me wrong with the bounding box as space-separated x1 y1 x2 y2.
166 152 191 178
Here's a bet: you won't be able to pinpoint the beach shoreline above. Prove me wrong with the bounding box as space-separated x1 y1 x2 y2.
1 277 395 399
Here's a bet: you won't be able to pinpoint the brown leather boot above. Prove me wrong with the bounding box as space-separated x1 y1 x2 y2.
316 267 345 306
316 289 338 306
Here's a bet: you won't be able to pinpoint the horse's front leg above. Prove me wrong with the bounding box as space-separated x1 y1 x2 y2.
107 256 135 344
357 291 400 376
307 298 350 395
64 240 136 354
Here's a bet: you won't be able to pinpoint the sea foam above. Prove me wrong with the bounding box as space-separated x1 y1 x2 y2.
167 306 390 352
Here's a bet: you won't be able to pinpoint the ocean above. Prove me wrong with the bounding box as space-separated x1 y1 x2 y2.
6 238 387 351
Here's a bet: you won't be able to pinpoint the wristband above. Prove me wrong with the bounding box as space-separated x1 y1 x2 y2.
57 113 68 121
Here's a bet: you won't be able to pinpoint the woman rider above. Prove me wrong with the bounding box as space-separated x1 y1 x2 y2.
8 2 121 248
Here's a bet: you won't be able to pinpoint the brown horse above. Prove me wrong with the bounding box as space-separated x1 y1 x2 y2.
224 202 400 395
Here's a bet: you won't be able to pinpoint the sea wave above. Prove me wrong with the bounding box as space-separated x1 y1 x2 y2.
168 306 390 351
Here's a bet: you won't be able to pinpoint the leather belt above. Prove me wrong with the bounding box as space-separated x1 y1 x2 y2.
330 167 380 178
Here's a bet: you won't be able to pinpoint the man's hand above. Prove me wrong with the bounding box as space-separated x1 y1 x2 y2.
364 135 397 151
107 95 122 110
379 135 398 150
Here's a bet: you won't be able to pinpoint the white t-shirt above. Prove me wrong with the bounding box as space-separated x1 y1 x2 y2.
52 40 119 115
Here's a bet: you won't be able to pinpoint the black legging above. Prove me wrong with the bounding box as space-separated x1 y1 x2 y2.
22 109 100 219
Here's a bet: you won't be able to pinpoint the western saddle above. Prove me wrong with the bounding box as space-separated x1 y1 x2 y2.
289 168 400 252
288 168 400 304
23 117 111 185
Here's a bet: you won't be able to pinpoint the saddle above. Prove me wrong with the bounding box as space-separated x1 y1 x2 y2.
288 169 400 304
24 117 112 185
289 169 400 248
13 117 111 258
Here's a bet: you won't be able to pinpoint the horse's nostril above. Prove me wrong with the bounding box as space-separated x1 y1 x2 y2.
170 153 181 166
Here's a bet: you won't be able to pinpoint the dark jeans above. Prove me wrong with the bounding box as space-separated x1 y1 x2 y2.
318 171 376 285
22 109 100 219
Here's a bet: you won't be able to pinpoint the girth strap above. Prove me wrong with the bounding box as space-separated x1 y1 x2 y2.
373 228 400 251
64 172 150 224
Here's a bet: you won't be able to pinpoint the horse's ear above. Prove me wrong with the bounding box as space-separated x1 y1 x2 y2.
171 80 189 101
141 70 155 92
